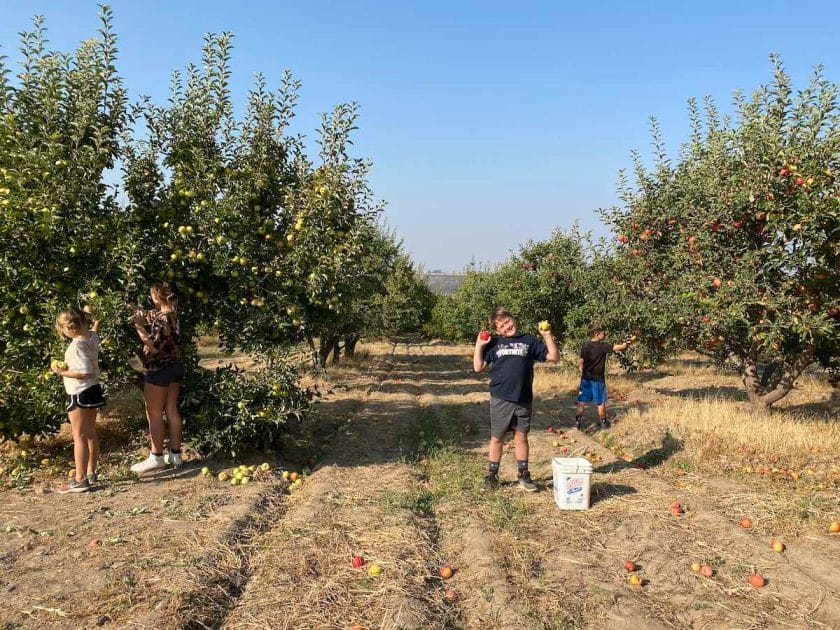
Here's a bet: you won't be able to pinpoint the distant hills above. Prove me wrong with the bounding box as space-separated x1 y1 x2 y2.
423 272 466 295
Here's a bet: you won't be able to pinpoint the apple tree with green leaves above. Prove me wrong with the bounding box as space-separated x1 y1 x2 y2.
0 9 129 439
428 229 586 342
600 56 839 408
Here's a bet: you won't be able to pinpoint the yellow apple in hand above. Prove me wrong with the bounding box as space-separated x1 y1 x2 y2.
538 320 551 332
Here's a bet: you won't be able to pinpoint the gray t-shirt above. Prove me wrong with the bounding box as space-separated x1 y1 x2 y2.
62 331 100 395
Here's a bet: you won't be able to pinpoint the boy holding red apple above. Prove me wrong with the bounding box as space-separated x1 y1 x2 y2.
474 308 558 491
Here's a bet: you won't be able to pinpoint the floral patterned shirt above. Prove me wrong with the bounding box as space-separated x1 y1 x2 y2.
141 310 182 371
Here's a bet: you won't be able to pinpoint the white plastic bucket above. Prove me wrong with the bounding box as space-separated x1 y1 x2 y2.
552 457 593 510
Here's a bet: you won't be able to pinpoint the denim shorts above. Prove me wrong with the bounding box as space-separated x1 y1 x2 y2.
144 362 185 387
489 397 532 438
578 379 608 404
66 383 105 412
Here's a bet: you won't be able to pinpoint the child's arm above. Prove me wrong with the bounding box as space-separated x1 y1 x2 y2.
612 334 638 352
50 365 91 380
578 357 585 375
473 333 491 372
540 328 559 362
91 319 101 333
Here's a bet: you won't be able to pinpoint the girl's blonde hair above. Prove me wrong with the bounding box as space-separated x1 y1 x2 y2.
56 307 89 337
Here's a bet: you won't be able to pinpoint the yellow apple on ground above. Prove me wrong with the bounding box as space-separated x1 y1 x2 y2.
201 466 210 476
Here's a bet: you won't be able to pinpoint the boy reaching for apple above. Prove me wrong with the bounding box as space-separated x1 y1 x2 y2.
574 325 637 430
474 308 558 491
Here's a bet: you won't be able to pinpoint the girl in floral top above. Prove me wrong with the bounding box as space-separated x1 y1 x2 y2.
130 281 185 475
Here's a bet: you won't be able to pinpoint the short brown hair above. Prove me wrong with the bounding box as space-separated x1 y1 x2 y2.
588 324 605 337
489 308 515 326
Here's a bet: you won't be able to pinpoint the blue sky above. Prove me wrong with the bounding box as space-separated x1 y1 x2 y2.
2 1 839 271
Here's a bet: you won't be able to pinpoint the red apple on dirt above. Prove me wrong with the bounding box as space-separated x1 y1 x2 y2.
779 166 790 176
699 564 714 578
740 517 753 529
794 176 805 186
623 560 637 572
671 504 684 516
748 573 766 588
712 277 722 288
829 522 840 533
439 565 454 579
352 555 365 569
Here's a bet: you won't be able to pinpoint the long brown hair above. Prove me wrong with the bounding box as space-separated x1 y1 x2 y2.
151 281 180 327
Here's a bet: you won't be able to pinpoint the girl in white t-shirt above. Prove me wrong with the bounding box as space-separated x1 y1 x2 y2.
51 308 104 493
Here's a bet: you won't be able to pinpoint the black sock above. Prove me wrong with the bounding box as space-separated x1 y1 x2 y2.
575 415 582 421
151 451 163 457
517 460 528 476
488 461 500 476
169 448 181 454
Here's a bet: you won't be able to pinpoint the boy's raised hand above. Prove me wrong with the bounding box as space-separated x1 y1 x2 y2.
476 330 492 347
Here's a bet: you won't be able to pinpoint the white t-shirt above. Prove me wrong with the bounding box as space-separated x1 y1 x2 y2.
62 331 100 395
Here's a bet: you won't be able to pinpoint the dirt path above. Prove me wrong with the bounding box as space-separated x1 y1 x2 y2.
1 344 839 629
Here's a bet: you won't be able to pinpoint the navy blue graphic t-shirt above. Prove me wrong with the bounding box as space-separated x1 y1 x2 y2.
482 334 549 403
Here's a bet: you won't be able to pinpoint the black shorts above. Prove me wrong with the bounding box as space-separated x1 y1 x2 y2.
489 397 532 438
144 362 185 387
66 383 106 412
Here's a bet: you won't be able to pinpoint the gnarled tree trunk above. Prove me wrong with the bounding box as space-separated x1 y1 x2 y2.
733 346 816 410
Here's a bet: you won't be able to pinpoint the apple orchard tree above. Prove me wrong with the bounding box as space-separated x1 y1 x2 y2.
0 10 129 439
0 12 402 454
602 57 839 409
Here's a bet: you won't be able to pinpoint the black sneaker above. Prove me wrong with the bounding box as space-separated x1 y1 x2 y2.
482 474 499 491
518 472 538 492
574 417 582 430
58 478 90 494
600 417 611 428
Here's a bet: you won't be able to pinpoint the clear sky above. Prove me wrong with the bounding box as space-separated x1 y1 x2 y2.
2 1 839 271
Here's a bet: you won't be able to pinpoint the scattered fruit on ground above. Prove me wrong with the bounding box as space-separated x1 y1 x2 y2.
282 470 290 480
628 574 643 588
623 560 637 572
352 555 365 569
691 562 701 573
748 573 766 588
218 471 229 482
699 564 714 577
771 539 785 553
444 587 458 602
829 521 839 533
259 462 270 472
439 565 454 579
88 538 101 548
289 472 299 482
740 517 753 529
201 466 210 476
367 564 382 577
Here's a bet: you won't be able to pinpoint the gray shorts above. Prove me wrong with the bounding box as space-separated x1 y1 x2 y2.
489 397 531 438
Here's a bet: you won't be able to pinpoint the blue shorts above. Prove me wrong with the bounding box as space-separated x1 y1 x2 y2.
577 379 607 405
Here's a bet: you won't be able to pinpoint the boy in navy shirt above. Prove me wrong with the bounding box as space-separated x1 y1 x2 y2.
575 325 637 429
474 308 558 491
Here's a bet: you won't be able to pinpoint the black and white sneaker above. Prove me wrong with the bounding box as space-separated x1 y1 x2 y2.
58 478 90 494
600 417 611 428
482 474 499 491
574 417 582 430
518 472 538 492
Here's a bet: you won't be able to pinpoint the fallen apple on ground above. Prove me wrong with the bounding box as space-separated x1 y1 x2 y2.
748 573 766 588
352 555 365 569
771 539 785 553
367 564 382 577
740 517 753 529
623 560 637 572
439 565 454 579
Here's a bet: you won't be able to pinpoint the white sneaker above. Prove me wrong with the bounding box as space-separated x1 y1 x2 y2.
130 453 166 474
164 451 183 468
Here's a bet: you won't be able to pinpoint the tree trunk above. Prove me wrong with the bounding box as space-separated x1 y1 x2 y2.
344 336 359 358
735 347 816 411
318 334 339 368
330 337 341 365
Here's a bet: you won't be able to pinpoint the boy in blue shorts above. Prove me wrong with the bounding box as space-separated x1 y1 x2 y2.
474 308 558 491
575 325 637 429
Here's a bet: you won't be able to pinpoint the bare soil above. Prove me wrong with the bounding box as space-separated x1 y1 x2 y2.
1 343 838 629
